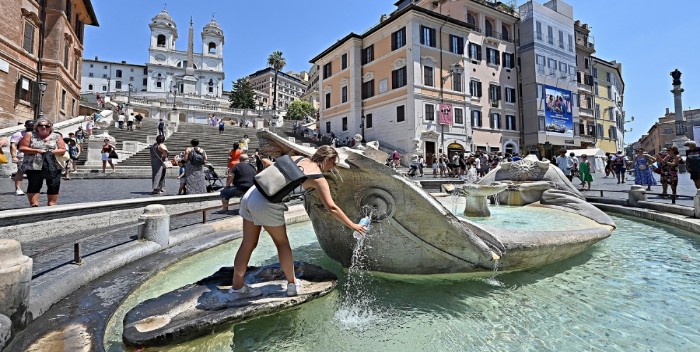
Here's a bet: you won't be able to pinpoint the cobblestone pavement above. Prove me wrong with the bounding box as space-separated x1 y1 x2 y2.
0 177 185 211
578 170 697 207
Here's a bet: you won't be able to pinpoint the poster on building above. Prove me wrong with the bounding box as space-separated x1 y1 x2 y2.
543 85 573 137
694 126 700 146
438 103 453 125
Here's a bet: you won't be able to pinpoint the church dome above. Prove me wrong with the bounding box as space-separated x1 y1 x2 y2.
203 18 223 36
151 9 176 28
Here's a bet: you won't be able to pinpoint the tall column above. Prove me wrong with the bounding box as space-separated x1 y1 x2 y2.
182 18 198 95
670 69 690 151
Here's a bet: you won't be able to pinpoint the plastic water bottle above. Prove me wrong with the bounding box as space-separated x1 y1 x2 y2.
353 216 371 239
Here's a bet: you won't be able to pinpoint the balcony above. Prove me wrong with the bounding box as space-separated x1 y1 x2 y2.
580 134 596 143
485 31 514 43
579 108 594 117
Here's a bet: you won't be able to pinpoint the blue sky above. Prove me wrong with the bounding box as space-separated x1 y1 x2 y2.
84 0 699 143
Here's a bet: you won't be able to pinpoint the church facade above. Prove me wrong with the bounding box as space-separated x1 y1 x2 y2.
81 9 225 98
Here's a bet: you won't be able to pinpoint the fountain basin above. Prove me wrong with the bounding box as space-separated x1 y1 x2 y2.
460 182 508 217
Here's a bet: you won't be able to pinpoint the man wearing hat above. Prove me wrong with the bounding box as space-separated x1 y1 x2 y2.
9 120 34 195
684 140 700 189
219 154 257 212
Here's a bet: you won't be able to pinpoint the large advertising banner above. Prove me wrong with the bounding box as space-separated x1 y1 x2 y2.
543 85 573 137
438 103 453 125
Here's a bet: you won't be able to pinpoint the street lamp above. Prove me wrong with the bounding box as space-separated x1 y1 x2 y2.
126 83 132 112
37 80 47 118
172 84 178 111
360 115 366 143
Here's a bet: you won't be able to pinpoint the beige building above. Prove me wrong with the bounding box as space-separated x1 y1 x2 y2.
574 20 596 148
638 108 700 155
592 56 624 154
247 67 306 110
311 0 520 165
0 0 98 128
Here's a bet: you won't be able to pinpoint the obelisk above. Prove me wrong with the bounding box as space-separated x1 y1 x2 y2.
670 69 690 151
181 17 198 95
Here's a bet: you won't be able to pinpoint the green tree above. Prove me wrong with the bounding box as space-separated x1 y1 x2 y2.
285 100 314 120
228 78 256 109
267 50 286 111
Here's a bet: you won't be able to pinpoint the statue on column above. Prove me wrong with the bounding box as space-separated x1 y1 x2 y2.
671 69 682 86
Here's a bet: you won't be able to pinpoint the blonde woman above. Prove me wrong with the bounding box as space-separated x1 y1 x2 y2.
230 146 366 298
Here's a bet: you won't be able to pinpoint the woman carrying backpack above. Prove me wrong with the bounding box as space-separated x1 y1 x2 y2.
183 139 208 194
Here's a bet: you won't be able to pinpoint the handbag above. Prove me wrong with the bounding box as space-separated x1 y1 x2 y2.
0 148 7 164
253 155 308 203
108 148 119 159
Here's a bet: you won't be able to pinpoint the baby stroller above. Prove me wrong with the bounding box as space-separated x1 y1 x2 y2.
204 163 225 193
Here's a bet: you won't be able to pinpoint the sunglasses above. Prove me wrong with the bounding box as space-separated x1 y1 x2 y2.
37 124 52 128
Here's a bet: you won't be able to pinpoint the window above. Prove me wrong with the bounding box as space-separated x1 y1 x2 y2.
392 66 407 89
361 45 374 65
339 117 346 131
609 126 618 139
597 123 604 138
489 84 501 101
157 34 166 47
325 92 331 108
469 80 482 97
547 26 553 44
548 58 557 69
326 121 331 134
365 113 373 128
143 67 148 74
423 66 434 87
536 54 546 66
102 85 107 92
471 110 482 127
420 25 436 47
502 52 514 69
536 21 542 40
607 85 612 99
361 80 374 99
449 35 464 54
568 34 574 52
23 21 34 53
606 72 612 82
592 67 598 78
156 81 162 88
391 27 406 50
143 78 147 85
73 60 78 78
595 103 600 118
468 43 482 60
454 108 464 124
129 77 134 82
65 0 72 20
61 89 66 110
425 104 435 121
88 72 93 77
505 87 516 103
396 105 405 122
491 113 501 129
579 123 585 135
63 42 70 68
452 73 462 92
207 42 217 54
594 83 599 96
341 86 347 103
558 30 564 49
485 20 493 37
323 62 332 79
115 81 122 89
116 69 122 78
87 84 94 90
559 62 567 73
501 25 509 41
17 76 32 102
486 48 500 65
467 13 476 27
341 53 347 70
506 115 516 130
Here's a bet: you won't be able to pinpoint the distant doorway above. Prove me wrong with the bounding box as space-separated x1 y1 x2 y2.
425 141 436 166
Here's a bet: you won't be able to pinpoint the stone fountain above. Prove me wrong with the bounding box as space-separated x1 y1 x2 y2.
256 131 615 275
460 182 508 217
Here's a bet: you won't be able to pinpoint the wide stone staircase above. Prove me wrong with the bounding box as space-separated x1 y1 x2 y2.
71 118 307 178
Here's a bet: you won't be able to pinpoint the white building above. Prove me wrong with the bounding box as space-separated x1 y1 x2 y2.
147 10 225 97
81 58 147 93
80 9 225 98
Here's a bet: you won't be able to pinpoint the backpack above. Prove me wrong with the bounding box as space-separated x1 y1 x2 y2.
253 155 308 203
613 156 624 166
189 148 205 166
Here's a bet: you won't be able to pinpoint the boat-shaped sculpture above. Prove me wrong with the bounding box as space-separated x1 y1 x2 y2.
256 130 615 275
122 262 337 347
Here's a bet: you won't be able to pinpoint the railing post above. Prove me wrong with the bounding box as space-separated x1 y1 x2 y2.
628 185 647 207
138 205 170 246
73 243 82 265
694 189 700 218
0 239 32 335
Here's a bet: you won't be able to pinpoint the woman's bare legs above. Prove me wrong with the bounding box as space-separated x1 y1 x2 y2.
27 193 39 207
232 219 262 289
102 160 106 173
109 160 115 173
47 194 58 206
264 224 296 284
